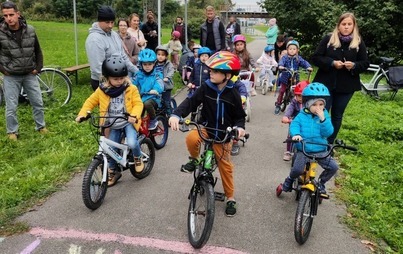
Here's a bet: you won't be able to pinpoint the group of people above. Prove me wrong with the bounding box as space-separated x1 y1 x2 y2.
1 1 369 219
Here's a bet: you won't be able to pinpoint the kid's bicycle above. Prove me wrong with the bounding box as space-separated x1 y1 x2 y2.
257 64 276 95
276 139 357 245
179 119 249 249
79 112 155 210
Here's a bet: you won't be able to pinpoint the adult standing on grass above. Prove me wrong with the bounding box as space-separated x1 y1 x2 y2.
311 12 369 144
0 1 47 140
117 18 139 65
200 5 226 53
85 6 138 91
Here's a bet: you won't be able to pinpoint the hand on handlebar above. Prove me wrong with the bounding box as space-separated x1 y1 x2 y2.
75 116 85 123
307 67 313 72
292 135 302 141
281 116 291 124
236 127 246 139
168 116 180 131
149 90 159 95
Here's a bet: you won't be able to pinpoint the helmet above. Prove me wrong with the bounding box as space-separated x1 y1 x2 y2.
286 40 299 49
102 56 127 77
155 45 169 56
138 48 157 63
197 47 212 57
233 34 246 44
205 51 241 75
302 82 330 102
172 30 180 39
294 80 310 95
264 45 275 53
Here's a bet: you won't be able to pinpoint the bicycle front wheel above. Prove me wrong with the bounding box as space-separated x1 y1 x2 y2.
37 68 72 107
373 71 393 99
188 180 215 249
294 190 314 244
130 137 155 179
150 115 169 149
82 158 107 210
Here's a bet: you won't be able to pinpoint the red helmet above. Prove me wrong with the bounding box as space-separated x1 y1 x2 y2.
205 51 241 75
294 80 310 95
172 31 180 39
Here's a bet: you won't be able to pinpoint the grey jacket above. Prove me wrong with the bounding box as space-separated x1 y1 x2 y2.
85 22 138 81
156 60 175 90
200 18 225 51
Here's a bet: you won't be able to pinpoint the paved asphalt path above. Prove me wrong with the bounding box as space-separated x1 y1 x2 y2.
0 37 369 254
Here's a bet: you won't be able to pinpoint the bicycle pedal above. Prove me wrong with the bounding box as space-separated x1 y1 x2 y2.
320 193 330 199
214 192 225 202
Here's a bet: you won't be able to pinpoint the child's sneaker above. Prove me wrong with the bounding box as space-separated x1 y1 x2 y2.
225 200 237 217
231 141 240 156
108 169 122 187
283 151 292 161
134 157 144 173
282 176 293 192
181 157 198 173
274 105 281 115
318 181 329 199
148 119 158 130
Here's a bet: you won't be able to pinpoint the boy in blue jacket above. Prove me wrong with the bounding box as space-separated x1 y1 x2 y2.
280 83 338 198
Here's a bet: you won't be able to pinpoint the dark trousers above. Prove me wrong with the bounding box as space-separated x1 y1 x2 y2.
90 79 99 91
143 99 157 120
162 90 172 115
326 92 354 144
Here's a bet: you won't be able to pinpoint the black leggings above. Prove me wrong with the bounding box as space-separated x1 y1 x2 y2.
326 92 354 144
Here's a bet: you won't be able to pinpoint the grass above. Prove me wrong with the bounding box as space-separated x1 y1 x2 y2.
0 21 402 253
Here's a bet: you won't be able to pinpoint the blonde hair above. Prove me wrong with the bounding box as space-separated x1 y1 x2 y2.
101 76 132 88
328 12 361 50
205 5 214 12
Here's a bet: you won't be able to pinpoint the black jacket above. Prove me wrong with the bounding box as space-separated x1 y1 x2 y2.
312 34 369 93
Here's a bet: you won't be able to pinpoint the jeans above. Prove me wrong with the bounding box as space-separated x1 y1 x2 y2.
108 124 141 170
326 92 354 144
3 74 45 133
161 90 172 115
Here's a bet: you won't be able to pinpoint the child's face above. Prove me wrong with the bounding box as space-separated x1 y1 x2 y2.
142 62 155 72
295 94 303 104
209 69 226 84
199 54 209 63
287 45 298 56
156 51 167 62
235 41 245 51
309 100 325 114
193 48 199 57
109 76 126 87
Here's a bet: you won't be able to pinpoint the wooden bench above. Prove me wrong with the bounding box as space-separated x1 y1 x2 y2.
63 63 90 85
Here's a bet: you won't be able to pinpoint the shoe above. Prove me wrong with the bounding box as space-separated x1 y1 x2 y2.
318 181 329 198
107 170 122 187
274 106 281 115
225 200 237 217
38 127 49 134
231 142 240 156
134 157 144 173
283 151 292 161
148 119 158 130
282 176 293 192
181 157 197 173
8 133 17 141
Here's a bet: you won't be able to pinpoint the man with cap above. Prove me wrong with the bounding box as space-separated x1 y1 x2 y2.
85 6 138 90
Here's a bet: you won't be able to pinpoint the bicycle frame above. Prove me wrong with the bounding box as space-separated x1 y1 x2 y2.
300 161 318 193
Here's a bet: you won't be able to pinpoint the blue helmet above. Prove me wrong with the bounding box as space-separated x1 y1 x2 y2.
286 40 299 49
264 45 275 53
302 82 330 103
198 47 212 57
139 48 157 63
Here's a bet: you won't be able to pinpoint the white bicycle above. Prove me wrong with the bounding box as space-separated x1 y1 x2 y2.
258 65 276 95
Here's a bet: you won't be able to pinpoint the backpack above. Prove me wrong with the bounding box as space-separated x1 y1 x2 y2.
388 66 403 89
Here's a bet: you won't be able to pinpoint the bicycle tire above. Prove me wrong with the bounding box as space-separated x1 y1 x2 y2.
281 88 292 112
294 190 314 244
262 80 268 95
245 97 251 122
37 68 72 107
130 137 155 179
82 158 108 210
151 115 169 149
188 180 215 249
373 71 393 98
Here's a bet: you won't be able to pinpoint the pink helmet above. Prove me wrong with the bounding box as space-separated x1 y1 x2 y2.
172 31 181 39
233 34 246 44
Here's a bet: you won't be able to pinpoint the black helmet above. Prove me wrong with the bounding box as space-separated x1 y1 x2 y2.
102 56 128 77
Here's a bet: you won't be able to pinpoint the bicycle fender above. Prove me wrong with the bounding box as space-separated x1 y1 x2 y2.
301 183 315 192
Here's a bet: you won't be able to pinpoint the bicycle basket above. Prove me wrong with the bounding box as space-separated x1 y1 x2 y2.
388 66 403 89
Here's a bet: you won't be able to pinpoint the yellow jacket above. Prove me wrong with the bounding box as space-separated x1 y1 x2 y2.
78 85 143 130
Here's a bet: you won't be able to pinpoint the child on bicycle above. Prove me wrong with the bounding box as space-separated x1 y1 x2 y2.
76 56 144 187
280 82 337 198
155 45 175 116
275 40 313 115
187 47 211 97
131 49 164 130
168 51 246 217
256 45 278 88
232 34 259 96
281 80 309 161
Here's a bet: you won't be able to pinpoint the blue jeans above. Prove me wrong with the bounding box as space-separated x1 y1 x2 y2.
108 124 141 170
325 92 354 144
162 90 172 115
3 74 45 133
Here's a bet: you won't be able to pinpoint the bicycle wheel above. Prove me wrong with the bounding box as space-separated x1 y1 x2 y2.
170 98 177 110
294 190 314 244
151 115 169 149
188 180 215 249
373 71 394 98
261 79 268 95
245 97 251 122
281 89 292 112
37 68 72 107
130 137 155 179
82 158 108 210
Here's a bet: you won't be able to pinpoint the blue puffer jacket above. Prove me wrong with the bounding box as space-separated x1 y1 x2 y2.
289 108 333 153
131 69 164 107
278 55 311 85
189 59 210 87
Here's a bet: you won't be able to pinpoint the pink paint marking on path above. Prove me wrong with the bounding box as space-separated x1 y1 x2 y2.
29 227 248 254
20 239 41 254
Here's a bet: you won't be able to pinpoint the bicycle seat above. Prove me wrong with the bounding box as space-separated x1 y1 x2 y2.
380 57 394 63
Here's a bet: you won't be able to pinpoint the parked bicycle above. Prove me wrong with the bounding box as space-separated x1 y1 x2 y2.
0 67 72 107
276 139 357 245
78 112 155 210
179 119 249 249
360 57 403 99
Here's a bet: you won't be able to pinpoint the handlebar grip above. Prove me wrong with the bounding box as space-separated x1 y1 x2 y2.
244 133 250 140
344 145 358 151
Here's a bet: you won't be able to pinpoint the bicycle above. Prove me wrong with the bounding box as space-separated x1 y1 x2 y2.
360 57 402 100
78 112 155 210
258 64 275 95
276 139 357 245
179 119 249 249
0 67 72 107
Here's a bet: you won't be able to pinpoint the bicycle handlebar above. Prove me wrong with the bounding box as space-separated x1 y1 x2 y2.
78 111 138 128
